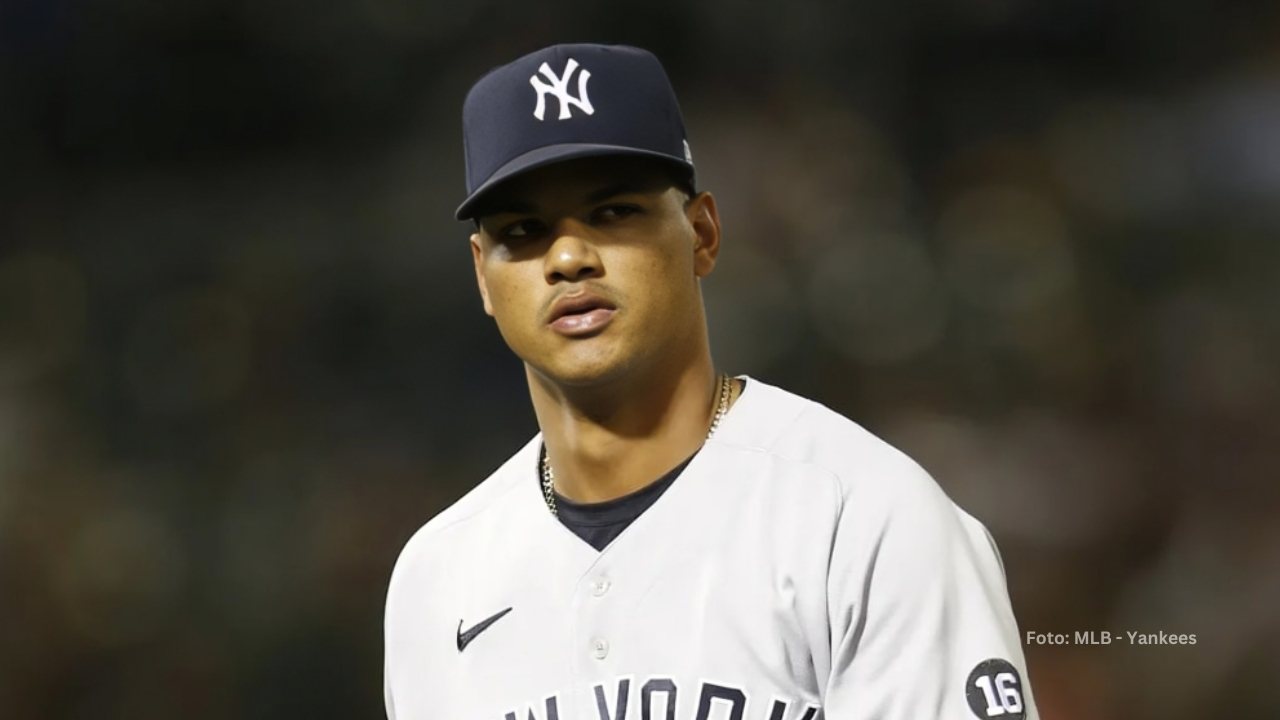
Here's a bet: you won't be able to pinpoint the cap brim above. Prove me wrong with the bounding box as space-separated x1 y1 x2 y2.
455 143 693 220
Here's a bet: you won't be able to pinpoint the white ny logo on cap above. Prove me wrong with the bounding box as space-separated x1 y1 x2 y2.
530 58 594 121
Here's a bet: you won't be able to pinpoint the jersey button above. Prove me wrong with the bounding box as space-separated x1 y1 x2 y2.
591 638 609 660
591 578 611 596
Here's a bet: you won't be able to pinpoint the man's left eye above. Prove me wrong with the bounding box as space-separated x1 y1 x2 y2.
595 205 639 222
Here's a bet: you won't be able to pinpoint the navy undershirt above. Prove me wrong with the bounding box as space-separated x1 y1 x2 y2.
537 444 698 551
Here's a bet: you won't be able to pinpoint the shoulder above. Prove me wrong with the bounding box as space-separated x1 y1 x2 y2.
717 376 969 531
387 435 539 590
722 377 1007 583
719 377 936 493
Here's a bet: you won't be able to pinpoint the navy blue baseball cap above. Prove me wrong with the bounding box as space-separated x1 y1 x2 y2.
455 43 695 220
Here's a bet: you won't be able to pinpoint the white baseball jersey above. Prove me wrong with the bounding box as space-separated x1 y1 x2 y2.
384 376 1037 720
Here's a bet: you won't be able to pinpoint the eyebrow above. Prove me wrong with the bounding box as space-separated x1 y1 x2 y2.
584 181 650 204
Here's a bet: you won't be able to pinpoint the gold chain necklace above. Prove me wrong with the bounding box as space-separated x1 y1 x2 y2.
541 373 732 517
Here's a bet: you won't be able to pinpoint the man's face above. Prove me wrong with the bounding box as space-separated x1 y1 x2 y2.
470 156 720 387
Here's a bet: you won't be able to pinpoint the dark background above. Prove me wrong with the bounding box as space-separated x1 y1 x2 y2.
3 1 1279 717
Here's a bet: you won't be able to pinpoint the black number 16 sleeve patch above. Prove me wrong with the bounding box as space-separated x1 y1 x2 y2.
965 658 1026 719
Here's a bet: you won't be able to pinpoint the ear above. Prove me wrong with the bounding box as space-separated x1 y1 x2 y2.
687 191 721 278
470 233 495 316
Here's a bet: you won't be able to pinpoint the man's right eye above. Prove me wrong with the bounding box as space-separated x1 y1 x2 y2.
501 220 545 239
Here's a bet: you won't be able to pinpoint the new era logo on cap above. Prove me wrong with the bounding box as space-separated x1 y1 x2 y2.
456 43 695 220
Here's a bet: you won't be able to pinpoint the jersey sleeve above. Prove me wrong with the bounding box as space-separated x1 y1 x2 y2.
822 463 1038 719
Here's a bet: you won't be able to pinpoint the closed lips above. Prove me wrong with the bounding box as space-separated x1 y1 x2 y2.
547 294 616 323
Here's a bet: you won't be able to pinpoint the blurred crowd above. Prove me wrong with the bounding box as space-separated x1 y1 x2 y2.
2 0 1279 717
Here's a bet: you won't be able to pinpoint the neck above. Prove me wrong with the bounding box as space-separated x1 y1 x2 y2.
528 354 721 504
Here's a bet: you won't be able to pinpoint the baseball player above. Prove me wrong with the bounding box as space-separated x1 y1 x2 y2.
384 43 1037 720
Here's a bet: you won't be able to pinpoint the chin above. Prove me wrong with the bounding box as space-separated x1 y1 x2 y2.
541 360 625 388
529 343 634 389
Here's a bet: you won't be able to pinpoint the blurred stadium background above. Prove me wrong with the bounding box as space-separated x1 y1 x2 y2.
2 0 1279 717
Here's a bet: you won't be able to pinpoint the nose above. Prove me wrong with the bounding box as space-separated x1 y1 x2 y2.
544 221 603 284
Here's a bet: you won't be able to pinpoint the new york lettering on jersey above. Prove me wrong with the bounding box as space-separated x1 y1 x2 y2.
495 677 822 720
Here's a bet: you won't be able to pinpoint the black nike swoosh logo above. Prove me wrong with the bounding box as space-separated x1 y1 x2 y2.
456 607 513 652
